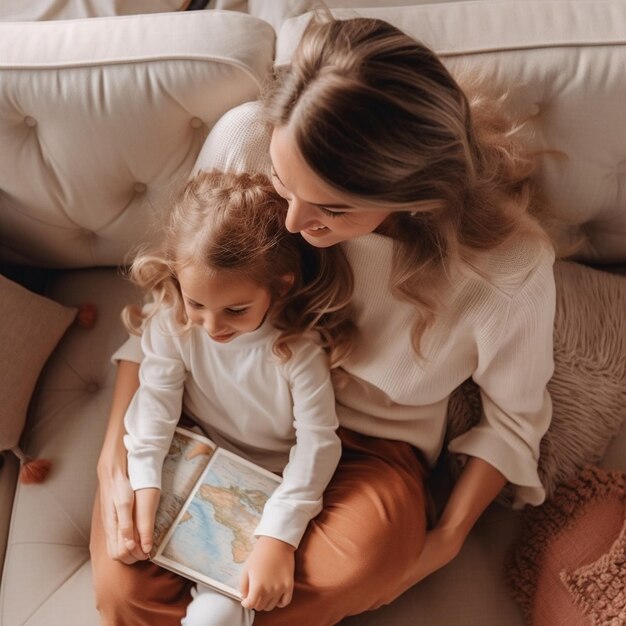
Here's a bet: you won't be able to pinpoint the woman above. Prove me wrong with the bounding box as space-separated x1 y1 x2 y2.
91 15 555 626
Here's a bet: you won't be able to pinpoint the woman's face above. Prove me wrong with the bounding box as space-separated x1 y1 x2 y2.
269 125 390 248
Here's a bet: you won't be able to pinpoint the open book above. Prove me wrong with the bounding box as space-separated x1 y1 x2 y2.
151 426 282 600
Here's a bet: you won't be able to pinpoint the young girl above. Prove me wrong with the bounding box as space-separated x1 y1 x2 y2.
121 169 354 626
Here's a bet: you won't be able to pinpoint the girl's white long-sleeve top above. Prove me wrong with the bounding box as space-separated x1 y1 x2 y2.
337 232 556 508
123 308 340 548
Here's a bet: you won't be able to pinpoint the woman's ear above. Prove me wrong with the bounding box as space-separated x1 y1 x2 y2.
278 273 296 295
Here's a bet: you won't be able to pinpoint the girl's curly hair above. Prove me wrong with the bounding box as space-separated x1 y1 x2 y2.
123 169 356 367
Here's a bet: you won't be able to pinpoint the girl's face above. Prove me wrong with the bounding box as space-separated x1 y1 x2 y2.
178 264 271 343
269 125 390 248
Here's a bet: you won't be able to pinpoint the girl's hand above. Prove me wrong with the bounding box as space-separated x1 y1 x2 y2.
240 536 296 611
133 487 161 555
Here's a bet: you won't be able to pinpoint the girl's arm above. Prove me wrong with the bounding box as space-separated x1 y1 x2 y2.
123 311 187 554
253 342 341 547
241 340 341 611
407 457 506 585
96 359 147 563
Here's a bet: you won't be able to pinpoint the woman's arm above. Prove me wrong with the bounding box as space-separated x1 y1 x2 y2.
96 359 147 563
408 250 556 584
408 457 506 584
449 247 556 508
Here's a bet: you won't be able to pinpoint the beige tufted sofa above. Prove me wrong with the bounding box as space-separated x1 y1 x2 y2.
1 1 625 625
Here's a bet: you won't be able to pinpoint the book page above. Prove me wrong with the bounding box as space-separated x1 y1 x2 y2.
154 427 216 548
153 447 282 599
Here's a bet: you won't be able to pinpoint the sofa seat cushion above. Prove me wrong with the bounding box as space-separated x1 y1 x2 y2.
341 502 525 626
0 269 140 626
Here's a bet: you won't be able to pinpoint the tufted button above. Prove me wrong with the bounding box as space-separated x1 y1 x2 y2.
529 103 541 117
134 182 147 194
190 117 204 129
24 115 38 128
85 382 99 393
80 228 94 238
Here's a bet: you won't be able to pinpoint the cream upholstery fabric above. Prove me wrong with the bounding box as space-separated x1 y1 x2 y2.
248 0 547 33
0 454 18 578
0 271 141 626
277 0 626 263
0 11 274 267
1 2 625 626
0 0 188 21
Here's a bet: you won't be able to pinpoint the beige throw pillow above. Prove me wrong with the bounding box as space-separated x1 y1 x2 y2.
0 274 76 479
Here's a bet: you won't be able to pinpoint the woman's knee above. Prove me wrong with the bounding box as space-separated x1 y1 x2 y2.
328 453 427 532
300 462 427 593
92 553 191 623
92 557 147 610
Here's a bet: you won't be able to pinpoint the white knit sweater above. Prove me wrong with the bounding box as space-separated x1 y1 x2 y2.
337 232 555 507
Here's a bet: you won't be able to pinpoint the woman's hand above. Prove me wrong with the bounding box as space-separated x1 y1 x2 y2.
240 536 296 611
96 360 145 563
406 457 507 587
98 464 146 565
97 461 147 564
409 523 465 584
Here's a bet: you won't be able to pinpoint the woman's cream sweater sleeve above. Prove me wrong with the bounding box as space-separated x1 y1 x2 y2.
448 249 556 508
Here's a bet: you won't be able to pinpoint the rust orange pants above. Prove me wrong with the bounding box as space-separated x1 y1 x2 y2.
90 428 429 626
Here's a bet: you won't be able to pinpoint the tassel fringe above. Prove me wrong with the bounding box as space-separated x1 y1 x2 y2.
10 446 52 484
76 302 97 329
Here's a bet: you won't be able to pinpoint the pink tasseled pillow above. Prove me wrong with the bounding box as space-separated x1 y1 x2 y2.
505 465 626 626
446 260 626 504
0 274 77 483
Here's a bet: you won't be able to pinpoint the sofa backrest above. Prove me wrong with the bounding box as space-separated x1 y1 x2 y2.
277 0 626 263
0 11 275 268
0 0 188 21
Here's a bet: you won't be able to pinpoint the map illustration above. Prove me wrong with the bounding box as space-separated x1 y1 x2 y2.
152 429 281 599
154 429 215 546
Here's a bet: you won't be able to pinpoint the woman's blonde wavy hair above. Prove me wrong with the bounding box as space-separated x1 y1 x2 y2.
263 15 554 357
122 170 356 367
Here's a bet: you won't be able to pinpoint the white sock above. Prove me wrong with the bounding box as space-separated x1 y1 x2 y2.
181 584 255 626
